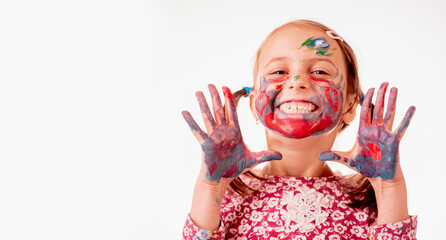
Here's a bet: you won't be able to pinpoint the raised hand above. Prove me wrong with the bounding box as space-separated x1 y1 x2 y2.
319 82 416 180
182 84 282 182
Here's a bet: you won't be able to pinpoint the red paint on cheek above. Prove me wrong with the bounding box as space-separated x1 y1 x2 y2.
364 141 382 160
269 76 290 84
255 90 270 115
325 87 339 111
309 76 330 83
275 84 283 90
308 77 339 111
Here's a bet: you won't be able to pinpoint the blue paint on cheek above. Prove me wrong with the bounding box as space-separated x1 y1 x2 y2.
332 72 339 80
337 74 345 92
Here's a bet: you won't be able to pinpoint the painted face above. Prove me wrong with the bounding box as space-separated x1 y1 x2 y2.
254 27 347 139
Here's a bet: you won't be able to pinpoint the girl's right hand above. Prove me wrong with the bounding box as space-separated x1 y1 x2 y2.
182 84 282 184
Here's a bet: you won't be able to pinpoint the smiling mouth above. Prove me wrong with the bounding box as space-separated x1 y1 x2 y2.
278 101 318 114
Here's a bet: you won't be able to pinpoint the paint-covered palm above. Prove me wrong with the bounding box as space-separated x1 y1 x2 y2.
345 122 401 179
319 83 415 180
182 84 282 182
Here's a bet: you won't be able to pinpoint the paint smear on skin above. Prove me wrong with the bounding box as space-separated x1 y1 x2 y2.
339 74 345 92
342 84 414 180
183 86 283 182
397 106 416 136
364 141 382 160
255 90 270 115
256 76 289 115
255 73 344 139
349 105 415 180
201 129 246 181
292 75 301 81
308 76 330 84
384 94 397 123
298 37 333 56
350 126 399 180
269 76 290 84
265 112 334 139
325 87 339 111
308 76 339 111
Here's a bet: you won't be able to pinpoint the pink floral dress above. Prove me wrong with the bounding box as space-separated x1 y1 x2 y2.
183 173 417 240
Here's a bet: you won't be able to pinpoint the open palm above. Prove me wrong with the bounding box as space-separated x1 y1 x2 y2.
319 82 415 180
182 84 282 182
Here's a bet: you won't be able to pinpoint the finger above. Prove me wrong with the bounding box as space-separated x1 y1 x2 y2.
196 91 217 132
253 150 283 164
208 84 226 126
319 151 351 165
222 86 239 126
360 88 375 125
383 87 398 131
181 111 208 143
395 106 416 139
372 82 389 124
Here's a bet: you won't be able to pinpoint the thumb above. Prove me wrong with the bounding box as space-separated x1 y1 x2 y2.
253 150 282 164
319 151 350 164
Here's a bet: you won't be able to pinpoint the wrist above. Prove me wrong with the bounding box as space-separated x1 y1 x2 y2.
196 173 231 198
368 163 406 191
370 177 409 224
190 175 230 231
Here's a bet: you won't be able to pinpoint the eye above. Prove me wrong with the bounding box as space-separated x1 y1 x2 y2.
311 70 329 75
271 70 288 75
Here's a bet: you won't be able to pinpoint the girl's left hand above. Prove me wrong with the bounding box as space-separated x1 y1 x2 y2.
319 82 416 181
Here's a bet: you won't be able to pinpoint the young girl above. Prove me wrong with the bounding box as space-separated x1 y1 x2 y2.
181 20 417 240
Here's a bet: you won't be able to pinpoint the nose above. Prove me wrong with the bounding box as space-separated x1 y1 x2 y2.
287 75 311 90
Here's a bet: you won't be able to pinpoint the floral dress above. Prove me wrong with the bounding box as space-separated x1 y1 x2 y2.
183 173 417 240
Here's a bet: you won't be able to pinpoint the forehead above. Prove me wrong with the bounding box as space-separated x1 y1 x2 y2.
258 26 345 71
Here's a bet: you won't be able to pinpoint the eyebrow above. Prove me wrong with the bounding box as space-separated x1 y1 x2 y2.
308 58 339 71
263 56 290 69
263 56 338 70
309 58 336 66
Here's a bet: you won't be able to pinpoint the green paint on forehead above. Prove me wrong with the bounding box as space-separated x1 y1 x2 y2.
298 37 336 57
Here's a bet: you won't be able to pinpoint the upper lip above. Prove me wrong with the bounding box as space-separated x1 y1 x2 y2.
274 99 319 109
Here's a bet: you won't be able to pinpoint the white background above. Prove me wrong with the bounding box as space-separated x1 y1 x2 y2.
0 0 445 239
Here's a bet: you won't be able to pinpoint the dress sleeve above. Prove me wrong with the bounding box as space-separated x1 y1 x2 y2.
182 214 225 240
369 215 417 240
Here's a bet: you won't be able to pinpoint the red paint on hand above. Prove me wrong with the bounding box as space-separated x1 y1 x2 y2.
208 162 218 176
364 141 382 161
224 164 238 178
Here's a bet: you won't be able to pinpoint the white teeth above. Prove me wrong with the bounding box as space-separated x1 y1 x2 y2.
279 102 316 114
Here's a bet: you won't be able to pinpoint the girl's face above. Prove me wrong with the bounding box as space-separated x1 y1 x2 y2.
252 26 349 139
